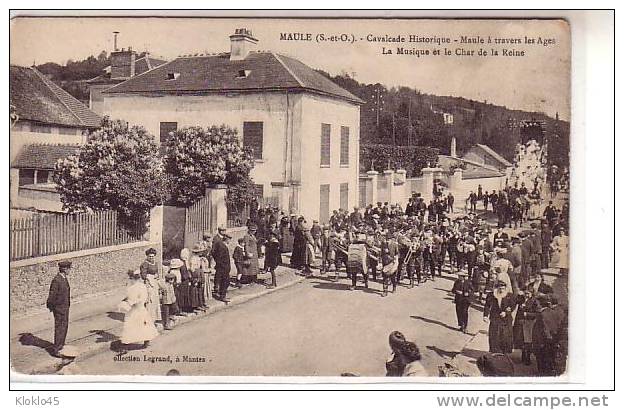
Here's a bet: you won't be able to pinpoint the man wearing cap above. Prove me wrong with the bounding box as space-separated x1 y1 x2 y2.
349 206 363 227
213 226 227 244
47 260 72 357
211 232 232 302
346 232 368 290
451 271 473 333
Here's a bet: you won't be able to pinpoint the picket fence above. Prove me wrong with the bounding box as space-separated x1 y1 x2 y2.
10 210 147 261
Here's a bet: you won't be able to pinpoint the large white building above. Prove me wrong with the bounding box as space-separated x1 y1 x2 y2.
101 28 363 222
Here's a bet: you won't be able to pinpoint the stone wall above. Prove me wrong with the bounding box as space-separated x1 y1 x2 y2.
10 241 160 315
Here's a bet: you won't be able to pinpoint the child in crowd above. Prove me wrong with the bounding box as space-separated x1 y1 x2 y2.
232 238 246 287
264 233 281 288
159 271 178 330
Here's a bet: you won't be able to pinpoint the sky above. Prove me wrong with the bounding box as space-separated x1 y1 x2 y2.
10 16 570 120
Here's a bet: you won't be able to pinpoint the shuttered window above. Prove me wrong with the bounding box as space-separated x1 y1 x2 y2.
159 122 178 153
243 121 264 160
340 183 349 211
340 126 349 166
320 123 331 167
320 184 330 223
254 184 264 199
18 169 35 186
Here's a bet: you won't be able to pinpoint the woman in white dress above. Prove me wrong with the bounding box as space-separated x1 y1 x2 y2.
120 270 159 348
550 228 569 273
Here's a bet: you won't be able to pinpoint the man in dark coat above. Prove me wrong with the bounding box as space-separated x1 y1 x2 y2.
533 295 566 376
46 260 72 356
447 192 455 213
211 233 232 302
543 201 558 227
540 221 553 268
451 271 473 333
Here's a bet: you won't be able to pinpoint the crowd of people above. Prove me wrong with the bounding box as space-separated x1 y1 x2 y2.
268 184 569 376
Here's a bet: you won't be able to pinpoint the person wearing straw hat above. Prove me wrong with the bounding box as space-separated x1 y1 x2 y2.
119 269 159 350
159 271 178 330
190 243 208 311
46 260 72 357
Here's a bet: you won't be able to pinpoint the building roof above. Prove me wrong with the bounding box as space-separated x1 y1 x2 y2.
10 65 102 128
438 154 504 179
11 143 81 170
473 144 513 167
462 167 504 179
103 52 363 104
86 54 167 85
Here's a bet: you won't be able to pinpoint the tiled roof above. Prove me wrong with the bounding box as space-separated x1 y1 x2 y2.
474 144 513 167
86 55 167 85
462 167 505 179
104 52 363 104
11 143 81 170
438 154 504 179
10 65 101 128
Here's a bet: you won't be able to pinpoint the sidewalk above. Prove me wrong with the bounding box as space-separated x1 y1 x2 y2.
10 261 304 375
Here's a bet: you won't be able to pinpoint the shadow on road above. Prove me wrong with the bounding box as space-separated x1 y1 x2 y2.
311 281 384 296
426 345 460 359
410 315 461 332
90 329 118 343
106 311 125 322
18 333 56 357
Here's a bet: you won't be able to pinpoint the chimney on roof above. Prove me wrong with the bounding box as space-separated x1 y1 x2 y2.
110 46 136 80
229 28 258 61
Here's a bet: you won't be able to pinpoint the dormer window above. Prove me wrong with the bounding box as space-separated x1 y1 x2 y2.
166 72 180 80
236 69 251 78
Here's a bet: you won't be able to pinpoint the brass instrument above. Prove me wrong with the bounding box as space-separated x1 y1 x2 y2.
403 240 420 264
334 243 349 256
366 245 380 262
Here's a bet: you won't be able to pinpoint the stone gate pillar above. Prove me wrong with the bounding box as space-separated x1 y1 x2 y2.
366 170 379 206
205 184 228 230
383 169 395 204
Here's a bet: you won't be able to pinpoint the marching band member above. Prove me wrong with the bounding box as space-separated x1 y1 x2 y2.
347 232 369 291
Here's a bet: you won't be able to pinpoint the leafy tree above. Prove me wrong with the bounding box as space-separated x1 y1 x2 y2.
163 125 256 208
53 118 167 233
360 144 439 177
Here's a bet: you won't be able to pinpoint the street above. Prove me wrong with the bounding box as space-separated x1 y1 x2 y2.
73 271 484 377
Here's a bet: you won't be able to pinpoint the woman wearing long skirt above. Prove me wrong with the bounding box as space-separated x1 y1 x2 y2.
189 251 204 312
177 248 193 313
119 270 159 349
550 228 569 274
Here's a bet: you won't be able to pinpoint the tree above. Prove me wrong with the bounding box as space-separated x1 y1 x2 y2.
163 125 256 208
53 118 167 232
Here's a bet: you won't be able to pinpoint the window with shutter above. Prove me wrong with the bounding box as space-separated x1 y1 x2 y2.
319 184 330 223
243 121 264 160
340 183 349 211
320 123 331 167
18 169 35 186
340 126 349 166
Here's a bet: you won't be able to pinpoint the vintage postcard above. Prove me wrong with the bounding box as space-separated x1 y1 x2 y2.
9 14 570 380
